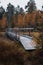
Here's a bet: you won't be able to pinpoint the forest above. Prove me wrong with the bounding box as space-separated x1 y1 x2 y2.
0 0 43 31
0 0 43 65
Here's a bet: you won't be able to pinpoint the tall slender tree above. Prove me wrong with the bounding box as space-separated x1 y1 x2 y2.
16 5 20 14
25 0 37 13
19 7 24 15
14 5 20 24
41 6 43 13
0 6 5 19
6 3 14 28
0 6 5 14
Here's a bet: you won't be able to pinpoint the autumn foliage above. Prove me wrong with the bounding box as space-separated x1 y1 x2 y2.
0 11 43 29
0 15 6 29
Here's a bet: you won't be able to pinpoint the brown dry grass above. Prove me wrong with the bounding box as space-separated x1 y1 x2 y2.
0 32 32 65
0 32 43 65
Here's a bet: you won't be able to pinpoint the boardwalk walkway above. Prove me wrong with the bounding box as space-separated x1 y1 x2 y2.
6 31 37 50
19 35 36 50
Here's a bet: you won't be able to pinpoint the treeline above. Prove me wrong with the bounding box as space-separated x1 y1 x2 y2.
0 0 43 31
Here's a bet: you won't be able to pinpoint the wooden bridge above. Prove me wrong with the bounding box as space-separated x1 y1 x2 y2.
5 31 37 50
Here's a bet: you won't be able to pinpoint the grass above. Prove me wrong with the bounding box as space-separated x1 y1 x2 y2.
0 32 43 65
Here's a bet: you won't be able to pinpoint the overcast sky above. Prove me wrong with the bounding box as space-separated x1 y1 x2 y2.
0 0 43 10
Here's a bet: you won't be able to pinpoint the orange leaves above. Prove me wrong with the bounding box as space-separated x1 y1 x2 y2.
0 11 43 28
0 16 6 29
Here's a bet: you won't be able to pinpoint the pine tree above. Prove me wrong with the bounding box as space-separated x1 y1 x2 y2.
6 3 14 28
25 0 37 13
